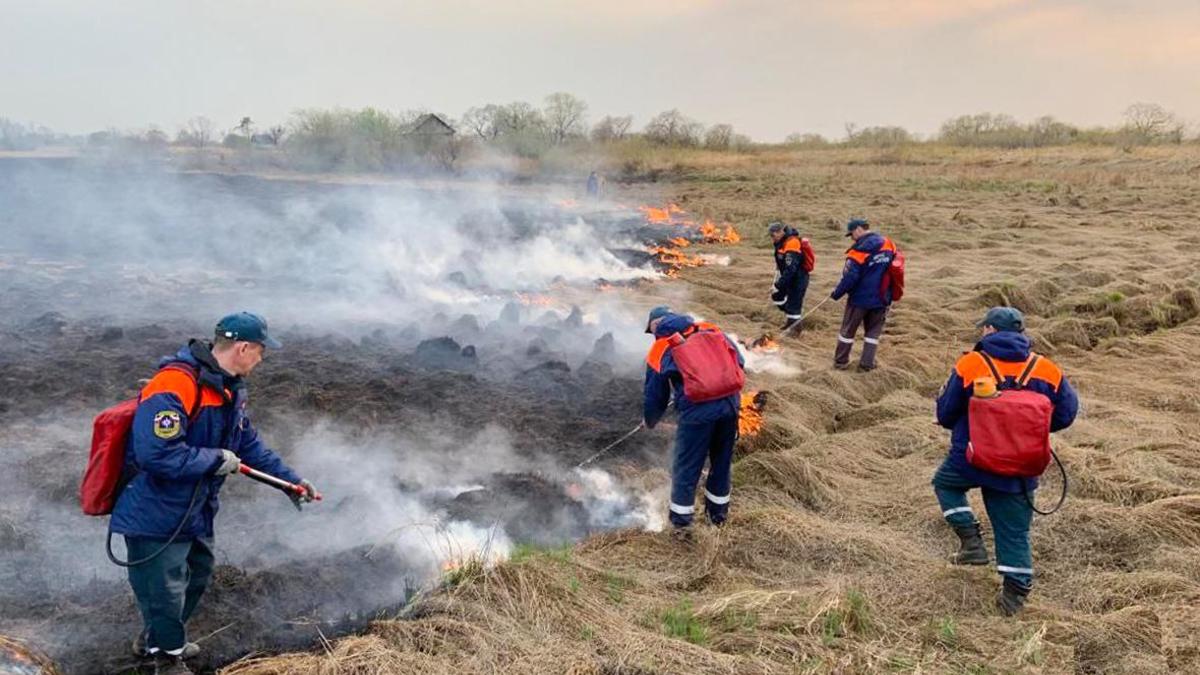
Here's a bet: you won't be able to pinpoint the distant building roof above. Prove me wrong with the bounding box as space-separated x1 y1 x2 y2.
406 113 455 136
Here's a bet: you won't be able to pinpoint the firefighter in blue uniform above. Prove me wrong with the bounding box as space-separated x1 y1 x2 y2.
933 307 1078 615
643 306 745 536
831 218 897 371
111 313 318 674
768 221 814 332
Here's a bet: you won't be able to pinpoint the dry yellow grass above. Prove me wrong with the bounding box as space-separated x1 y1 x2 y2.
223 145 1200 674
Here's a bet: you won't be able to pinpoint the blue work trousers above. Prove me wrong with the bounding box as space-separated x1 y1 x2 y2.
932 459 1034 589
669 415 737 527
125 535 215 654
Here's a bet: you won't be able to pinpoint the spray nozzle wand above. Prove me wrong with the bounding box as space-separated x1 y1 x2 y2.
237 464 323 501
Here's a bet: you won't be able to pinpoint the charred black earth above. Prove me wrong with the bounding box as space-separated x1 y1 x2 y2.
0 160 692 674
0 313 671 674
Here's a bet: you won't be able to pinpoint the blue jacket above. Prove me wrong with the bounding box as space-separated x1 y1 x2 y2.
831 232 895 309
773 228 811 293
643 314 744 427
111 341 302 539
936 331 1079 493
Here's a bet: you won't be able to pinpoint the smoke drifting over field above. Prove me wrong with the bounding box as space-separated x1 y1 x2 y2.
0 158 734 672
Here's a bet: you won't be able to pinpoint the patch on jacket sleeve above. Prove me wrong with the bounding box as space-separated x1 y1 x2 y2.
153 410 183 440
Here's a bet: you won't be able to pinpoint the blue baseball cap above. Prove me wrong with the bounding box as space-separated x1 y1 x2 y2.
645 305 671 333
215 312 282 348
845 218 870 237
977 306 1025 332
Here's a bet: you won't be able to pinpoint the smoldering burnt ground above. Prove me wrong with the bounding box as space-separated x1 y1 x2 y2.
0 163 712 673
227 146 1200 674
0 311 675 674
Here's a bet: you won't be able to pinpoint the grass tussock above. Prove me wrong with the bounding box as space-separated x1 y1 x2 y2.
222 144 1200 675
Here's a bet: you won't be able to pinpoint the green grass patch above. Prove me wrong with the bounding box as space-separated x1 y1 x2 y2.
508 542 573 564
660 598 708 645
818 588 875 645
934 616 959 649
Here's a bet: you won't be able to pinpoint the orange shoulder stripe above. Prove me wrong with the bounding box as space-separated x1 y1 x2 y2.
778 238 803 254
846 249 869 264
1026 355 1063 389
140 369 199 411
646 338 671 373
956 351 1062 390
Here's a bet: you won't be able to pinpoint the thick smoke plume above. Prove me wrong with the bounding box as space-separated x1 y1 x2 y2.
0 157 700 672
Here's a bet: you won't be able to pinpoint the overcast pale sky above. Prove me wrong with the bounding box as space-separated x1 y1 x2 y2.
2 0 1196 141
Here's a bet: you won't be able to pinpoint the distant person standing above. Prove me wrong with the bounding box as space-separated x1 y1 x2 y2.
932 307 1078 615
830 218 902 371
586 171 603 198
767 221 816 332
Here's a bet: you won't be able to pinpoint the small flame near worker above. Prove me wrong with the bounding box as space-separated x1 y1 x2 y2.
739 391 769 437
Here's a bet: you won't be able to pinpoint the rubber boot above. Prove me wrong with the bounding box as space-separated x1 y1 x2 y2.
133 631 200 659
781 318 800 333
997 578 1030 617
671 525 695 543
950 521 989 565
154 654 194 675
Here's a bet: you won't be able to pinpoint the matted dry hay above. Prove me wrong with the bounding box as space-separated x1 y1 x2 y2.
223 147 1200 674
0 634 60 675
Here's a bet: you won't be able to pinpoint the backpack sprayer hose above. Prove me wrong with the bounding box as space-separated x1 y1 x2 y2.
1025 448 1068 516
106 481 204 567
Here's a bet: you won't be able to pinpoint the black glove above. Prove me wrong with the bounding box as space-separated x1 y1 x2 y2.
288 479 318 511
771 288 787 306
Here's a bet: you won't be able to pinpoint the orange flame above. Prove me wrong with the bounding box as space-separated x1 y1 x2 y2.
636 203 742 277
648 245 705 272
739 390 765 437
750 335 780 353
698 220 741 244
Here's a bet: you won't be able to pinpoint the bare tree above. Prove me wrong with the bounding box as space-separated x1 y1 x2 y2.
497 102 544 136
1123 102 1182 143
267 125 286 145
644 109 703 146
461 104 503 141
237 116 254 138
590 115 633 143
185 116 215 148
704 123 734 150
543 92 588 145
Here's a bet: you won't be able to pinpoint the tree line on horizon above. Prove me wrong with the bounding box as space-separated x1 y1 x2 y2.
1 96 1192 172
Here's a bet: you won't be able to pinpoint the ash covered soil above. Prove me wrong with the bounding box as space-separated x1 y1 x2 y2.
0 313 674 674
0 160 697 673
